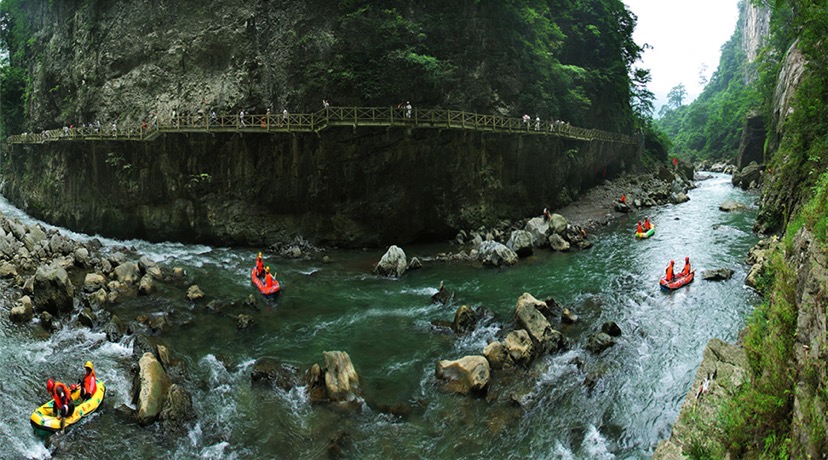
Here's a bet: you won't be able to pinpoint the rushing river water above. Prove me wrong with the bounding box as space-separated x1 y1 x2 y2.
0 173 759 459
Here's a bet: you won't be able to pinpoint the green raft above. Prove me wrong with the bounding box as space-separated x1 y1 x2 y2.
635 224 655 239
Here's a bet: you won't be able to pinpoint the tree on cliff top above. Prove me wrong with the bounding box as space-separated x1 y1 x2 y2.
0 0 645 135
0 0 31 137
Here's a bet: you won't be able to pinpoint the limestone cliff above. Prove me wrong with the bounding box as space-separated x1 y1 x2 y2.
3 1 639 133
0 1 643 246
741 1 770 83
0 129 635 247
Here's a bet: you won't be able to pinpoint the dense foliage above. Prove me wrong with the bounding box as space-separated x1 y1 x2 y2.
0 0 651 135
0 0 29 138
290 0 645 131
656 2 761 163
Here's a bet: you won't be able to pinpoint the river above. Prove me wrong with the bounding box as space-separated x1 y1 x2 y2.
0 173 759 459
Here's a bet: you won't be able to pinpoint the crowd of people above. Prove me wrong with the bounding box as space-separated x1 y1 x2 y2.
522 113 572 132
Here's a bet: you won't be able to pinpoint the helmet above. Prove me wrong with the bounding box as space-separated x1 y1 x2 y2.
85 361 94 371
265 266 271 273
258 252 262 258
46 378 54 392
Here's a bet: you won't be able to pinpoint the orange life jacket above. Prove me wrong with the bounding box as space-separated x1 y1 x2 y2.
666 263 675 281
637 222 643 233
255 257 264 276
52 381 71 407
681 261 691 276
83 370 97 397
265 273 274 288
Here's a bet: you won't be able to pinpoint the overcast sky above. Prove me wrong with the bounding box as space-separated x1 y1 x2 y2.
623 0 742 115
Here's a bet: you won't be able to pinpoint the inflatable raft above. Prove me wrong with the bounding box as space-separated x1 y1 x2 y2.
660 271 694 291
251 266 281 296
30 381 106 433
635 224 655 239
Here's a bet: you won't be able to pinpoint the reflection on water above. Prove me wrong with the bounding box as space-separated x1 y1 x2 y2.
0 174 760 459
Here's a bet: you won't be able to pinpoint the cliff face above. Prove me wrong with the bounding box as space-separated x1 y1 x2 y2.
0 0 643 247
754 40 807 234
741 1 770 82
788 229 828 458
21 0 320 130
0 130 635 247
6 0 639 133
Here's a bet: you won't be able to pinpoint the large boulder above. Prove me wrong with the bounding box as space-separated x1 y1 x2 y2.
133 352 172 425
503 329 534 366
719 200 747 212
186 285 204 301
83 273 107 293
548 233 570 252
453 305 477 333
48 233 74 256
0 261 17 278
548 213 568 234
483 341 513 370
73 247 91 268
435 355 490 394
478 241 518 267
138 274 154 295
506 230 534 257
323 351 362 403
9 295 34 323
32 263 75 315
158 384 194 435
514 293 564 353
586 332 617 354
672 192 690 204
702 269 734 281
251 357 302 391
375 245 407 278
731 162 763 190
114 262 141 286
523 217 550 247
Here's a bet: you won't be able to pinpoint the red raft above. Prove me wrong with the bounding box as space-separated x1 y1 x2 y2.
660 271 694 291
251 267 281 296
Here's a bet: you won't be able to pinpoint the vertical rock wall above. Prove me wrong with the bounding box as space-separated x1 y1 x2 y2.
0 129 637 246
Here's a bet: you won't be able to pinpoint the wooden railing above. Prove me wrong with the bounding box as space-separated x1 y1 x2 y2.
6 107 636 145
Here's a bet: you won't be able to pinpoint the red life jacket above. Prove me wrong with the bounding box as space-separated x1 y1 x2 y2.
83 371 97 396
265 273 274 288
255 258 264 276
665 263 675 281
681 262 691 276
52 381 71 407
637 223 643 233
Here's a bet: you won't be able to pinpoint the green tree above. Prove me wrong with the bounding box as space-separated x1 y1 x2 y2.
630 67 654 121
667 83 687 108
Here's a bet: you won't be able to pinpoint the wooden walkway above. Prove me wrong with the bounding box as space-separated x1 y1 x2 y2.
6 107 636 145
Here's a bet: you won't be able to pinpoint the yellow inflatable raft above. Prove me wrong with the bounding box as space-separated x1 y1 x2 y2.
30 381 106 432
